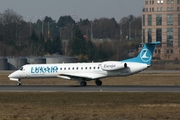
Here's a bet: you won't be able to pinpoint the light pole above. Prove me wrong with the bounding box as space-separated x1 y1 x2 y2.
47 22 55 38
71 24 74 39
39 16 44 34
120 22 126 40
90 22 93 40
129 19 135 40
26 16 38 35
56 26 66 38
56 26 67 55
71 23 77 39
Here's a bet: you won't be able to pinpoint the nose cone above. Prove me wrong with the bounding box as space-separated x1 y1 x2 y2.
8 71 18 78
8 71 20 81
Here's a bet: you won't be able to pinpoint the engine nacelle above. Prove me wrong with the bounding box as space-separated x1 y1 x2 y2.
101 61 127 71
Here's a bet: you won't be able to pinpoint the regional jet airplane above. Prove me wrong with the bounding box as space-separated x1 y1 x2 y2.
8 42 160 86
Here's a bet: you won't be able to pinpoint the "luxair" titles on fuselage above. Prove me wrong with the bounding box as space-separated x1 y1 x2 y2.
31 66 58 73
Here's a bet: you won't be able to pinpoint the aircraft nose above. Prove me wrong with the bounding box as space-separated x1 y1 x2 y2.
8 71 17 78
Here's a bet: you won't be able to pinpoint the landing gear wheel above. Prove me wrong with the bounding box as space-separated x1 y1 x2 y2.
17 80 21 86
95 80 102 86
17 82 21 86
80 81 87 86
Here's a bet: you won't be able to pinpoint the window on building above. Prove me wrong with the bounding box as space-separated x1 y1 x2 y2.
152 8 154 11
178 28 180 46
167 0 174 3
152 0 154 4
167 7 174 11
156 28 162 43
167 14 173 25
148 15 152 26
148 29 152 43
167 28 173 46
161 7 163 11
171 49 173 53
158 7 164 11
145 1 148 4
178 0 180 4
156 14 162 25
178 7 180 11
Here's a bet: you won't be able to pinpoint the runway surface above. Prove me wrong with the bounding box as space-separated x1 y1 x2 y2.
0 85 180 92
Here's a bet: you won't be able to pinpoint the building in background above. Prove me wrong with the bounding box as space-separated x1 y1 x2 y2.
142 0 180 60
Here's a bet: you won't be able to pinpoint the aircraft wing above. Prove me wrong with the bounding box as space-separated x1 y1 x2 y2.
57 73 106 80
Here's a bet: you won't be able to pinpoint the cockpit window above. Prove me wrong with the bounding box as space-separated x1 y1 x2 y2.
19 67 23 71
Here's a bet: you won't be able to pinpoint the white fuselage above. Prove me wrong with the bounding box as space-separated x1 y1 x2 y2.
8 62 148 81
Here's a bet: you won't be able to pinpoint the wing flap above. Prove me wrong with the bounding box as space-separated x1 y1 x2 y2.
57 73 106 80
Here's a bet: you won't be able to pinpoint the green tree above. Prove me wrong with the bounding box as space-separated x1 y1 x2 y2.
69 29 86 56
26 30 45 56
52 35 62 54
57 15 75 28
45 38 53 54
86 40 95 61
45 36 62 55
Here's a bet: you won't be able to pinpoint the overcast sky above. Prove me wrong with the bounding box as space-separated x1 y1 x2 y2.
0 0 145 22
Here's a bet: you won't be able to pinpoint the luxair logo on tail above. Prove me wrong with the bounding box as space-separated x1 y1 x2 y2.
140 49 152 62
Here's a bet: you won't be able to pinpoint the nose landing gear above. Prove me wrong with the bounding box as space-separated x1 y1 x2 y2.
17 80 21 86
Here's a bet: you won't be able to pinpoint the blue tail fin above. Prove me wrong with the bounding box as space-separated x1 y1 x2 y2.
122 42 160 65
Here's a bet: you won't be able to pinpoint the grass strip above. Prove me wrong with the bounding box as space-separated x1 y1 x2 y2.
0 92 180 119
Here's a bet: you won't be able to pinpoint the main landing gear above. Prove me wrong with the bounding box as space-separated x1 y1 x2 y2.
80 79 102 86
80 81 87 86
95 79 102 86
